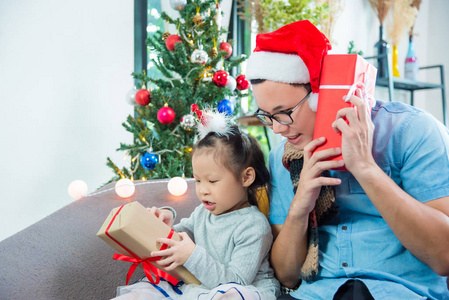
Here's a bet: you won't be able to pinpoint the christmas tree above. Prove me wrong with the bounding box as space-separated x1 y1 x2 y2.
106 0 250 183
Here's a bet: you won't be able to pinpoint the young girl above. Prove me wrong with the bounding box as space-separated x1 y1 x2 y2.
114 112 280 300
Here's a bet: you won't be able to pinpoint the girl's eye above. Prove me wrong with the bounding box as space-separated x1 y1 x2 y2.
209 180 218 184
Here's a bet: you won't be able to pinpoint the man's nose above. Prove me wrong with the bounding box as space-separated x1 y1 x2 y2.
271 120 288 134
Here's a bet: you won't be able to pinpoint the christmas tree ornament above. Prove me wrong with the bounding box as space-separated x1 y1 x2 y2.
191 46 208 64
225 75 236 91
217 99 235 116
157 105 176 124
167 177 188 196
169 0 186 11
193 7 203 26
115 178 135 198
140 152 159 170
125 87 138 105
68 180 88 200
135 89 151 106
236 74 250 90
213 70 229 87
209 47 218 58
219 42 232 58
180 114 196 131
166 35 182 51
162 31 171 41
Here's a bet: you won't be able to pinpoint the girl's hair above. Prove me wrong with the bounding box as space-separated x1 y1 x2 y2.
192 125 270 207
250 79 312 93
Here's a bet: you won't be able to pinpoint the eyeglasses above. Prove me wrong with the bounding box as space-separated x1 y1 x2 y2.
254 92 311 126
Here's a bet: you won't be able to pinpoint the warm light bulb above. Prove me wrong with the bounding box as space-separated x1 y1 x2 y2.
167 177 188 196
68 180 88 200
115 178 135 198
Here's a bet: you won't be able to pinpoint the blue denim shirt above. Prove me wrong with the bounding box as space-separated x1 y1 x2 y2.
268 101 449 300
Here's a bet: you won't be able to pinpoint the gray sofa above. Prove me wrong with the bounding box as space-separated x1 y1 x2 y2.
0 179 198 300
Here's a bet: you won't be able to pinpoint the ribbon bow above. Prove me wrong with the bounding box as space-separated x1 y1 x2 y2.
343 70 376 109
105 205 179 286
112 230 178 285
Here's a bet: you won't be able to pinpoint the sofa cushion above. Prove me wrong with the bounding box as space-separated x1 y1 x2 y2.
0 179 198 300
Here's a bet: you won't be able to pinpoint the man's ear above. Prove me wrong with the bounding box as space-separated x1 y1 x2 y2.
241 167 256 187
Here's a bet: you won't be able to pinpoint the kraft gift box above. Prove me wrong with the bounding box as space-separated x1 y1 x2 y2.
97 201 201 285
313 54 377 171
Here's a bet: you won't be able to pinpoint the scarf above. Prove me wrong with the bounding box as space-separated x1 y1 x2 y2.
282 141 339 281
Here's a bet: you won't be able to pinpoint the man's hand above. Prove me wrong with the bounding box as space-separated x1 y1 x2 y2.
331 88 376 175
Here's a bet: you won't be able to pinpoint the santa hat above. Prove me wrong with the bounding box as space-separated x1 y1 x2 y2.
246 20 332 111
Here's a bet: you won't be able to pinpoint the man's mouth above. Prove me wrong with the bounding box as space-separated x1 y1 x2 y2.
286 134 302 142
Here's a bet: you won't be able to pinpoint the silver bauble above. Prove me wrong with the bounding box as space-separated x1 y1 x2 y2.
180 114 196 131
225 75 237 91
169 0 186 11
191 48 208 64
125 87 138 106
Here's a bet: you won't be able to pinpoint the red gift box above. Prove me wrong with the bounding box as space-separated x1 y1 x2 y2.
312 54 377 171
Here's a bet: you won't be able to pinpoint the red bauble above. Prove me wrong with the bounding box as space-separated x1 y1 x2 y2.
166 35 182 51
236 74 250 90
219 42 232 58
135 89 151 106
213 70 229 87
157 106 176 124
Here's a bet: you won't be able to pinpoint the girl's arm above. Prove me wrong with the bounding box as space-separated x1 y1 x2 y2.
187 218 272 289
155 215 273 289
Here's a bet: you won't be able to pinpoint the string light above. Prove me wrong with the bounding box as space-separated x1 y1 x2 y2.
167 177 188 196
115 178 135 198
68 180 88 200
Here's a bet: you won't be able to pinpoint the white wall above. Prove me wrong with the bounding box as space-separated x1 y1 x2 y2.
330 0 449 123
0 0 134 241
1 0 448 242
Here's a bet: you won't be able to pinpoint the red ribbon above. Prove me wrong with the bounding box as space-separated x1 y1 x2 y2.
105 205 179 285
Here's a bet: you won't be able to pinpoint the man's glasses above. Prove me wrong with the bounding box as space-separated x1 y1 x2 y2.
254 92 311 126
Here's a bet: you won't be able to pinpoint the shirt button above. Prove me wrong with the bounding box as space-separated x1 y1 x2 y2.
342 262 348 267
342 226 348 231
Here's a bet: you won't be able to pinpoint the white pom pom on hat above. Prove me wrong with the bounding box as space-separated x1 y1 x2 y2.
246 20 331 112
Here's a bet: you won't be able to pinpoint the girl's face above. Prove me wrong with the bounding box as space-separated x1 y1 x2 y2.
192 150 249 215
252 80 316 150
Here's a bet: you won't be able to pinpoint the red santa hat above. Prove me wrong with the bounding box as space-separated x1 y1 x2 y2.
246 20 332 111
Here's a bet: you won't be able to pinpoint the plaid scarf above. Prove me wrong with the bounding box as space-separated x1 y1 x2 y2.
282 141 339 281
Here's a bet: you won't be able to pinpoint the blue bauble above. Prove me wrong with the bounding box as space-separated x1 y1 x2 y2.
217 99 234 116
140 152 159 170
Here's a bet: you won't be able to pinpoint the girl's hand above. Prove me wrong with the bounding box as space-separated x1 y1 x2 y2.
331 89 376 175
151 232 195 271
147 206 174 228
291 137 342 218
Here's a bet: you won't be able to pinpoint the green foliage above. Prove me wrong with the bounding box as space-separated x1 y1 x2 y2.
347 41 364 55
106 0 249 182
261 0 329 32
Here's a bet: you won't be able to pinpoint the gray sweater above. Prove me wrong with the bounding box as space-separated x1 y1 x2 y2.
173 205 280 298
